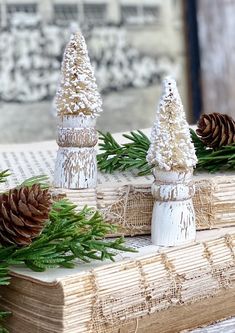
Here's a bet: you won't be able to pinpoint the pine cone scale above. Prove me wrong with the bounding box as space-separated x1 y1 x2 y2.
19 188 27 203
1 203 11 221
0 231 15 245
227 120 233 143
9 193 18 212
219 115 228 146
10 211 25 226
28 191 37 205
0 184 51 246
38 203 50 211
1 219 17 236
28 203 44 216
18 200 33 217
196 113 235 148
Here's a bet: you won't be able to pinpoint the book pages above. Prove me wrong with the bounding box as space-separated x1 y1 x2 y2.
0 130 153 190
0 228 234 333
1 129 235 236
9 227 235 283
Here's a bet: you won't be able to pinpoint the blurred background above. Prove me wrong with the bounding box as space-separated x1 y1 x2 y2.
0 0 189 143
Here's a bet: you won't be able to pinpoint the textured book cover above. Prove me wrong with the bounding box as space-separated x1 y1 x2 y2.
0 229 234 332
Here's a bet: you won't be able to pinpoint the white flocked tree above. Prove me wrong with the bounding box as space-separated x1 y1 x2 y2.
147 77 197 246
54 31 103 189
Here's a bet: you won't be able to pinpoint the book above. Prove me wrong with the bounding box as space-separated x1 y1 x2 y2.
0 228 234 332
0 130 235 236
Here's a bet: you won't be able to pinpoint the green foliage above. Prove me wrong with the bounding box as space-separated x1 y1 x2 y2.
4 200 135 272
19 175 50 189
190 129 235 172
0 194 136 331
98 129 235 174
0 260 12 332
0 171 10 184
97 130 152 176
0 199 136 271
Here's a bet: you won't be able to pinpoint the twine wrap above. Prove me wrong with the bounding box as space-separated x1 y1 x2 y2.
151 169 195 202
52 175 235 237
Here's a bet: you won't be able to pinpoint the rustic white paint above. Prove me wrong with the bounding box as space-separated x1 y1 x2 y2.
151 168 196 246
54 147 97 189
54 115 98 189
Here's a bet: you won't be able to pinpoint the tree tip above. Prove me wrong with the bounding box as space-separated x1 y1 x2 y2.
161 76 178 99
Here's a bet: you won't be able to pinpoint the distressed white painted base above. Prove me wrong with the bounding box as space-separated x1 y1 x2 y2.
54 147 97 189
151 169 196 246
54 115 98 189
151 199 196 246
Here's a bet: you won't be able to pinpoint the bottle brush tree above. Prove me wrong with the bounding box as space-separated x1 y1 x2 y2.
147 77 197 246
54 32 103 189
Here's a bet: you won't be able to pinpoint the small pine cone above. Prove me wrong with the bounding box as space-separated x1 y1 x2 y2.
196 113 235 149
0 184 51 246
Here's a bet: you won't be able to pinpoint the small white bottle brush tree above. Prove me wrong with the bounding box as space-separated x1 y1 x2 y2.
147 77 197 246
54 32 103 189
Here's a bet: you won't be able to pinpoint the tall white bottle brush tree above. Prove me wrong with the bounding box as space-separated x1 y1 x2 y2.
147 77 197 246
54 32 103 189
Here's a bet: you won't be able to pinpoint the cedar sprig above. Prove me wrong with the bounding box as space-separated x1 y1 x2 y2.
0 199 135 331
196 143 235 172
0 249 15 332
19 175 49 189
190 128 235 172
97 130 152 176
1 200 135 272
0 171 10 184
0 172 49 193
0 182 135 331
98 129 235 174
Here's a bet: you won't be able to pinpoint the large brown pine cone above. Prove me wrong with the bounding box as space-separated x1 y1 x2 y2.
196 113 235 149
0 184 51 246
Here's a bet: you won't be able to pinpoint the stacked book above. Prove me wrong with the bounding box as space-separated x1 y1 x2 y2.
0 134 235 237
0 131 235 332
0 228 234 333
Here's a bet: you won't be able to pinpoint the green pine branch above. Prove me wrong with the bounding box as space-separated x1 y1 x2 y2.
0 259 12 333
0 198 136 331
18 175 50 189
97 129 235 174
0 200 136 272
97 130 152 176
0 171 10 184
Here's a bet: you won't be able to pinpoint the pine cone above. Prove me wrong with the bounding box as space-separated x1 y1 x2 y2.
0 184 51 246
196 113 235 149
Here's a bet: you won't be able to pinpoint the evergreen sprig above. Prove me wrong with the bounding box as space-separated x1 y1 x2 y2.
19 175 49 189
0 171 10 184
0 172 12 332
98 129 235 174
4 200 135 272
0 199 135 330
97 130 152 176
190 129 235 172
0 263 11 332
0 171 135 330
